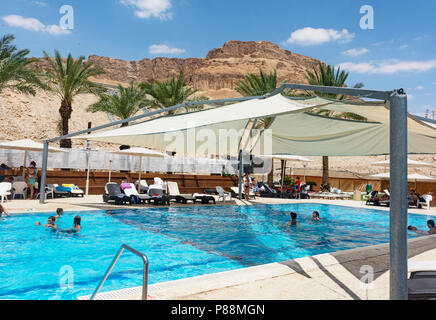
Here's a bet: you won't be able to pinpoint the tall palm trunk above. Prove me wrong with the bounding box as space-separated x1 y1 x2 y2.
321 156 330 191
59 99 73 148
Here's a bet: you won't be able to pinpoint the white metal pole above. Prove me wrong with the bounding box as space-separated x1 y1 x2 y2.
138 156 143 193
86 149 91 196
22 150 27 178
108 160 112 183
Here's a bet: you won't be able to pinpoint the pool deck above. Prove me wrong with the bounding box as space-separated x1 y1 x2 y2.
3 196 436 300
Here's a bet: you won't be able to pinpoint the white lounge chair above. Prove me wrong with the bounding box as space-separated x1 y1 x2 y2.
0 182 12 203
154 177 167 193
135 180 149 194
123 183 151 204
418 194 433 210
36 185 54 200
167 181 197 204
11 181 28 199
216 186 231 202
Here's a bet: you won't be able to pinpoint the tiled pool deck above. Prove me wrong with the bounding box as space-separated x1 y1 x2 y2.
4 196 436 300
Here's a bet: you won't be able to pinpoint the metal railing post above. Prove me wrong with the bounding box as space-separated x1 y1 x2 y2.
39 140 49 204
389 89 409 300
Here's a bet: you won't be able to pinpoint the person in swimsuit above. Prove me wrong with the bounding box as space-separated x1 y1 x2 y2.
26 161 38 199
35 216 58 230
0 204 10 218
312 211 321 221
288 212 298 226
58 216 82 234
54 208 64 220
408 220 436 235
242 173 252 200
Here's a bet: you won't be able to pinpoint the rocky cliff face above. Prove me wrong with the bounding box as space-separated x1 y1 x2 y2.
85 41 320 97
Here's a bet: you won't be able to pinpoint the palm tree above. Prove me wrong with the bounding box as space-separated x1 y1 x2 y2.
305 62 365 191
0 34 43 95
88 82 148 127
43 50 105 148
236 69 286 186
141 72 206 115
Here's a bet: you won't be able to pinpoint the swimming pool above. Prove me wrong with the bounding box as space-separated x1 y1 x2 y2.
0 203 431 300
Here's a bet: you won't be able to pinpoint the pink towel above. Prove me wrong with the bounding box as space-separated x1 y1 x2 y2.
120 183 132 190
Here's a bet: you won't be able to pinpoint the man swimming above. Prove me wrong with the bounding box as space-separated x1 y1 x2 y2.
35 216 58 230
313 211 321 221
288 212 298 226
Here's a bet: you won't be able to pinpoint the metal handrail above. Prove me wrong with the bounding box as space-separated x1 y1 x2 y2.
90 244 149 300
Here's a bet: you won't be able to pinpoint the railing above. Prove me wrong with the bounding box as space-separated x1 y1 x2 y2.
90 244 149 300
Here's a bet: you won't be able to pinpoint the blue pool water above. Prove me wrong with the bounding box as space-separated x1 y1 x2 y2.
0 203 432 300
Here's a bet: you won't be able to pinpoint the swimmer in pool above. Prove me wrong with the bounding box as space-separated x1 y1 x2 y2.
312 211 321 221
408 220 436 235
0 204 10 218
58 216 81 234
288 212 298 226
54 208 63 220
35 216 57 230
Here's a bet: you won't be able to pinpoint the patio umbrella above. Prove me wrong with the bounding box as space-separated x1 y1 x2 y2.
111 147 167 192
370 172 435 189
0 139 65 177
372 158 434 168
262 155 313 188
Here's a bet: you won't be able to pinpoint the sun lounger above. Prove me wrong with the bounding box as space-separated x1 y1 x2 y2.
103 182 132 205
48 184 71 198
167 181 197 204
259 184 281 198
153 177 167 193
417 194 433 210
366 191 380 205
135 180 149 194
216 186 231 202
62 184 85 197
148 184 171 205
408 262 436 300
192 193 216 204
122 183 152 204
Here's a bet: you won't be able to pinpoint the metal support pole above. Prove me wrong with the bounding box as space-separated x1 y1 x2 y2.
389 90 408 300
238 150 243 200
39 141 49 204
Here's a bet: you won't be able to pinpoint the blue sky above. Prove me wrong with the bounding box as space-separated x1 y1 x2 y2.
1 0 435 116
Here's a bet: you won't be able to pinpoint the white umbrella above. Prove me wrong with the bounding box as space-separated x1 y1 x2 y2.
372 159 434 168
111 147 168 192
262 155 314 188
0 139 65 177
369 172 435 189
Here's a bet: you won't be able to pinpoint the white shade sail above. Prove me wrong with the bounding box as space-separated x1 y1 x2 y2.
371 159 434 168
262 154 314 162
74 93 436 157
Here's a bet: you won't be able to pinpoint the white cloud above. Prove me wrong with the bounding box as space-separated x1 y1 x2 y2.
339 59 436 74
2 15 71 35
120 0 172 20
149 44 185 55
416 85 424 90
285 27 355 46
341 48 369 57
32 1 48 6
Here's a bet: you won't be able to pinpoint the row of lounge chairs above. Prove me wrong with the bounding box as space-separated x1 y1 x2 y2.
102 181 217 206
366 190 433 210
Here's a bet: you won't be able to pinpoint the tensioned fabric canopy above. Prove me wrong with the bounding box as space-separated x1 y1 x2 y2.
75 93 436 157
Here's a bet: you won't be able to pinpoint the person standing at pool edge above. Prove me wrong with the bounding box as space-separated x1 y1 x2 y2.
296 177 302 199
242 173 252 200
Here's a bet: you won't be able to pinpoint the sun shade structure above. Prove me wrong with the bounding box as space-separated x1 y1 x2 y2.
370 172 435 181
0 139 65 176
75 94 436 157
39 83 434 300
111 147 168 192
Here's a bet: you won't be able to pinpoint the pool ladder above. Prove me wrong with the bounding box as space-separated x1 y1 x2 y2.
90 244 149 300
